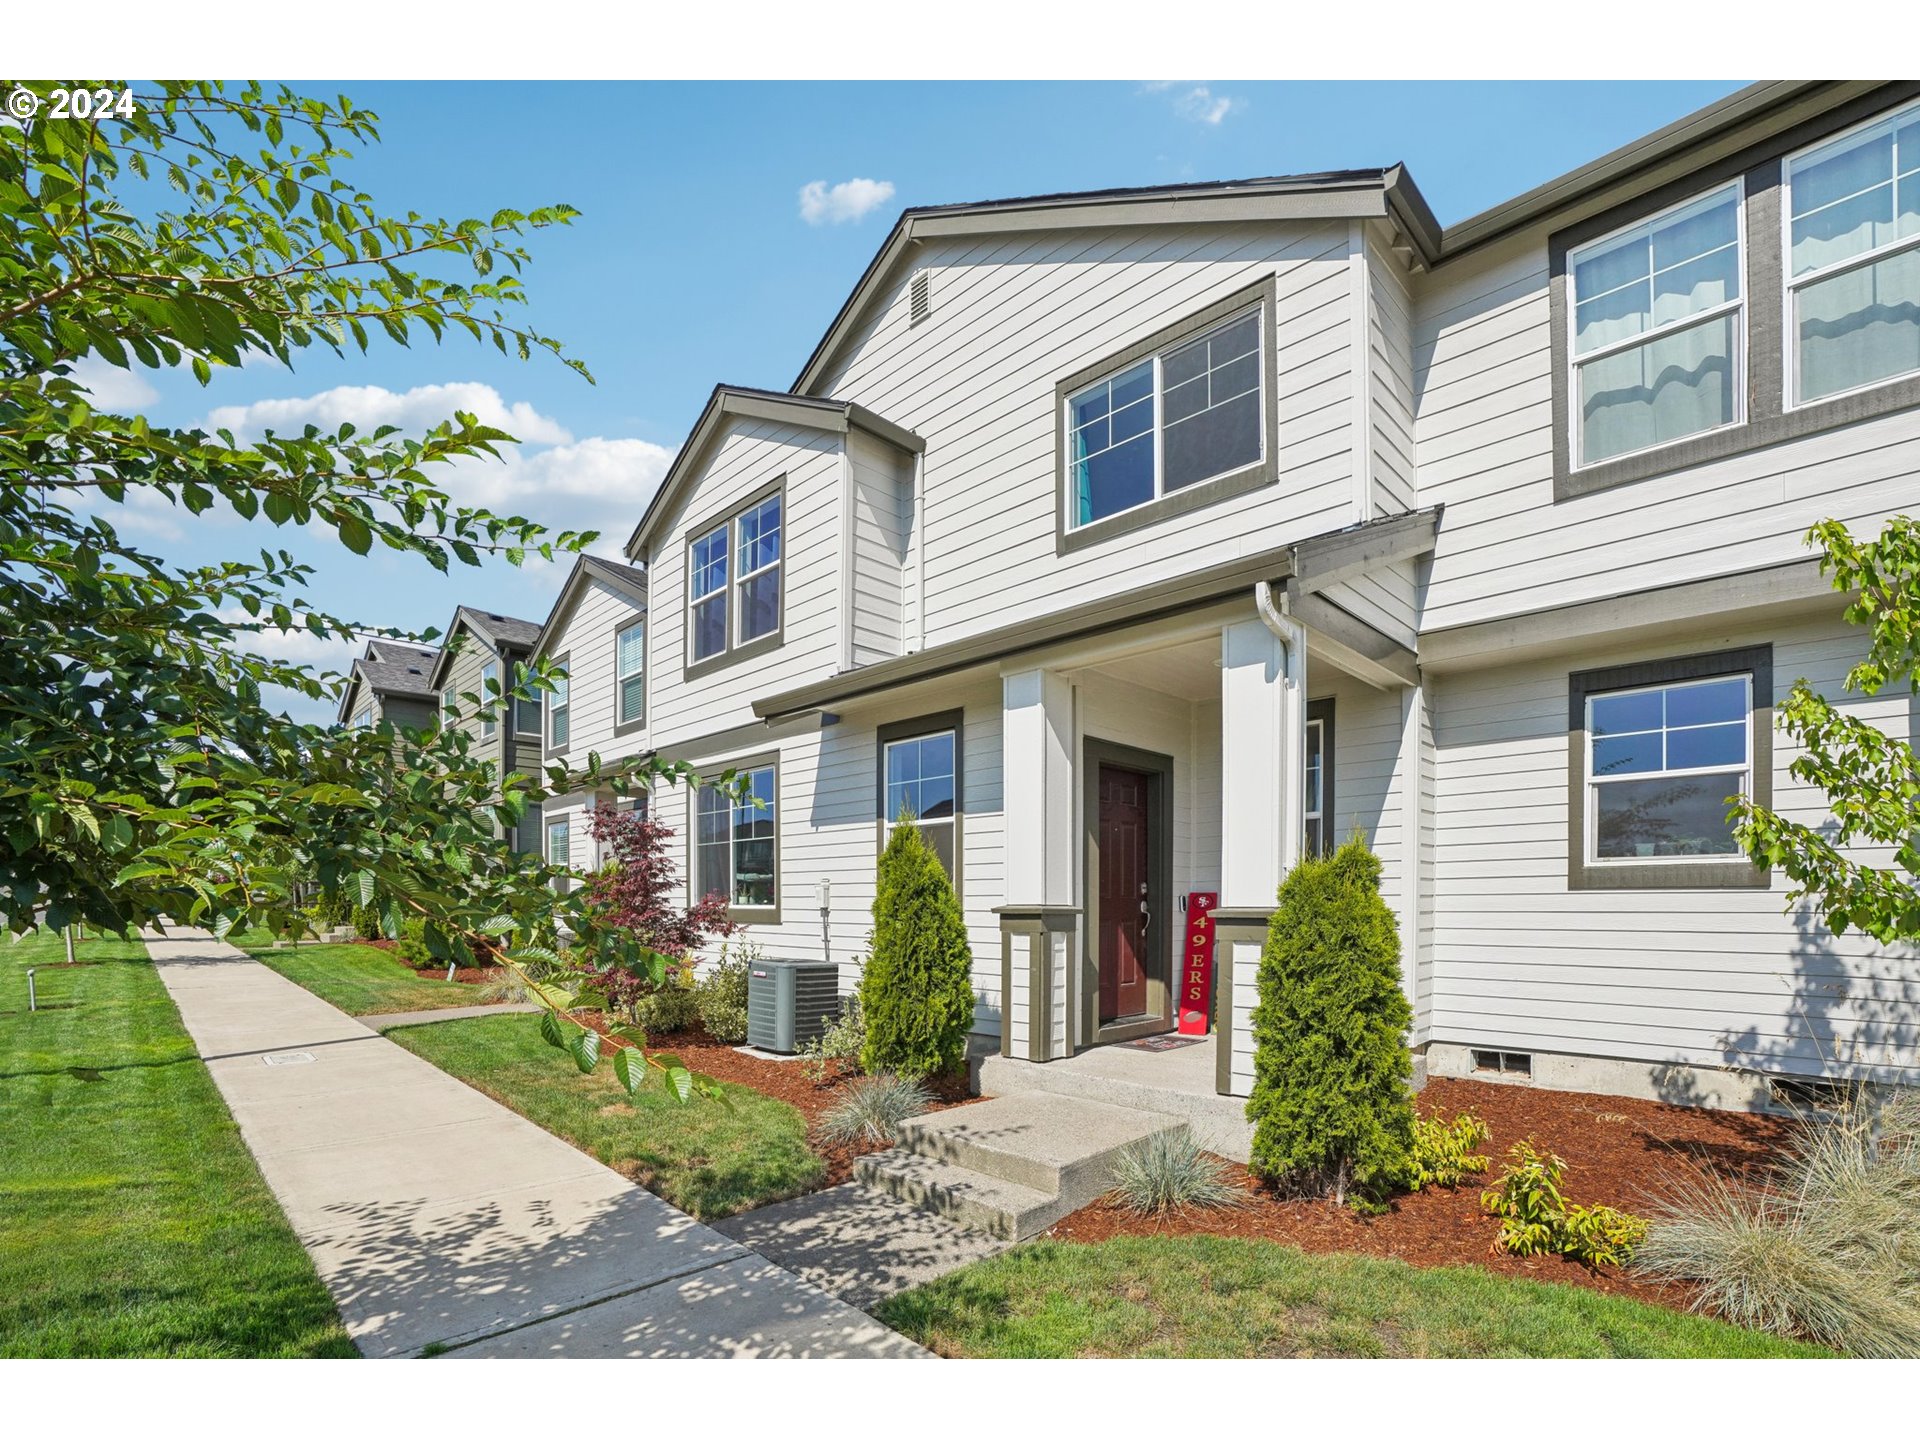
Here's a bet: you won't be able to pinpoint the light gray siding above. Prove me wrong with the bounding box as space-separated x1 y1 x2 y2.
544 576 648 766
846 427 912 666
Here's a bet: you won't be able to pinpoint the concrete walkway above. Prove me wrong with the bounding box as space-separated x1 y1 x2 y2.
148 932 924 1359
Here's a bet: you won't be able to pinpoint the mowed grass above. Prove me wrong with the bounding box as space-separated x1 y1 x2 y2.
0 929 354 1357
247 938 478 1016
388 1013 823 1219
876 1236 1831 1359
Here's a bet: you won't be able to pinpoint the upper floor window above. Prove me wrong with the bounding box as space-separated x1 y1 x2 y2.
1067 308 1263 528
546 661 570 751
479 660 499 739
616 620 646 728
1786 99 1920 406
353 706 372 731
687 487 783 671
514 662 542 738
1569 184 1744 467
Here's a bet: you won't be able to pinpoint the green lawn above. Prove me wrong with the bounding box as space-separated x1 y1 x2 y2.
876 1236 1829 1359
0 929 354 1357
247 938 479 1016
388 1013 824 1219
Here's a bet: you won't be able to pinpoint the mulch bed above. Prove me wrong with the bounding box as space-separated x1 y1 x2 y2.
1046 1076 1797 1311
569 1014 979 1188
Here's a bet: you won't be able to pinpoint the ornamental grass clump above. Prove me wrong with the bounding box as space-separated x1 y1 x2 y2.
1245 837 1416 1208
1634 1089 1920 1356
858 816 975 1079
816 1073 933 1148
1107 1130 1245 1216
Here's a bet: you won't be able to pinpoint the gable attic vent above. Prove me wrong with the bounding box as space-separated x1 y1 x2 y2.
909 270 931 327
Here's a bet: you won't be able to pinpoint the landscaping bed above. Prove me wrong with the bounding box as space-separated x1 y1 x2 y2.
1045 1076 1795 1311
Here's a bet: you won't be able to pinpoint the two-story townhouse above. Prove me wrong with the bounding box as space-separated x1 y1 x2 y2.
426 604 548 852
336 639 440 732
529 554 651 878
601 81 1918 1149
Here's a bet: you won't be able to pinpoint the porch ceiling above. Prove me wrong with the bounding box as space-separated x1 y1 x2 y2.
1074 636 1221 700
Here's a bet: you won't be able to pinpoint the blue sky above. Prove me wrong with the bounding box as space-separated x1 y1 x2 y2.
97 79 1744 718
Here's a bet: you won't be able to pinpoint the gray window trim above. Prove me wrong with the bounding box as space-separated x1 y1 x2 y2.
1567 644 1773 891
543 651 570 760
684 477 786 683
690 750 781 925
1055 276 1280 555
1551 82 1920 502
875 709 965 900
613 615 647 737
1305 696 1335 857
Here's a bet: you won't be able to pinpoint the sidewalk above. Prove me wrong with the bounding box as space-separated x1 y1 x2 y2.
149 931 924 1359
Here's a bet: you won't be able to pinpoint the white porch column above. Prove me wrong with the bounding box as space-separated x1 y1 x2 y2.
1000 667 1076 1061
1216 616 1305 1097
1219 618 1304 909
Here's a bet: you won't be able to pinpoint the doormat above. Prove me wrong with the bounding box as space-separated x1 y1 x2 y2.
1123 1034 1206 1052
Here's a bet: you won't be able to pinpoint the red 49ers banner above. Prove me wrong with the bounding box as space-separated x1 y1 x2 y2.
1178 891 1218 1036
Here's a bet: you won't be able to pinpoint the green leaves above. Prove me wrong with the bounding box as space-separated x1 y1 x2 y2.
612 1045 645 1096
539 1009 567 1051
567 1028 600 1075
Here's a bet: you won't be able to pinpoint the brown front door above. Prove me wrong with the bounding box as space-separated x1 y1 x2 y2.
1097 764 1151 1022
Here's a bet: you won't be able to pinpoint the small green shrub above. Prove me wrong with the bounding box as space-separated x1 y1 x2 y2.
815 1073 932 1148
1245 837 1415 1207
633 982 701 1037
694 942 751 1044
350 900 383 941
858 817 975 1079
395 917 431 967
309 890 352 928
1634 1088 1920 1356
1107 1130 1244 1216
1410 1110 1491 1191
799 992 866 1083
1481 1141 1647 1268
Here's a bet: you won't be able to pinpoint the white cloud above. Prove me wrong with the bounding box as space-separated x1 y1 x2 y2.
1143 81 1243 126
204 381 574 447
69 355 160 411
440 434 675 556
219 609 361 673
798 177 896 226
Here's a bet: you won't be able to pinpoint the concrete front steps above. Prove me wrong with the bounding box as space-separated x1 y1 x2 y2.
854 1093 1184 1241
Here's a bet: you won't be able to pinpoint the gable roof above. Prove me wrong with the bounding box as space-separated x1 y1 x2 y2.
621 384 923 560
531 554 649 662
424 604 543 690
334 640 440 724
790 167 1442 396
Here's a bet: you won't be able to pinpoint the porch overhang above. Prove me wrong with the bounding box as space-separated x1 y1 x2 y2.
752 506 1441 722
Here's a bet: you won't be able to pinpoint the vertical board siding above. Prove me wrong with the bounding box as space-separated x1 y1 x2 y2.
1429 613 1918 1080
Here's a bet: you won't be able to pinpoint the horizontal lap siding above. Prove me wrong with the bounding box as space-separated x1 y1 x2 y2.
644 421 843 748
547 577 648 767
1368 229 1417 517
815 222 1359 647
1411 231 1920 632
847 429 910 666
1429 613 1919 1079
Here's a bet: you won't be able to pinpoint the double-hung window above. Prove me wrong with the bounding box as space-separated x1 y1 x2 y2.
479 660 499 739
1585 675 1751 864
514 662 541 738
696 762 776 911
353 706 373 731
687 489 783 668
1568 185 1745 467
1066 307 1264 530
616 620 645 728
546 661 570 751
881 722 958 882
1785 98 1920 406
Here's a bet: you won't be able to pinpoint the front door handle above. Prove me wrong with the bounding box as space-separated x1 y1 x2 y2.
1140 897 1150 933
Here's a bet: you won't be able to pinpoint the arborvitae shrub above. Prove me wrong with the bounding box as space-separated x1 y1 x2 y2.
1245 836 1415 1206
858 817 975 1079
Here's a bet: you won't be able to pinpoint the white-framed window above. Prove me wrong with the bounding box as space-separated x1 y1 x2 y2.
689 524 729 662
1303 716 1326 857
1568 183 1745 468
616 620 645 726
353 705 373 731
546 815 570 867
514 662 542 737
883 727 957 880
1784 98 1920 407
734 495 782 644
1584 673 1752 864
1066 308 1263 529
547 662 570 750
479 660 499 739
695 763 776 910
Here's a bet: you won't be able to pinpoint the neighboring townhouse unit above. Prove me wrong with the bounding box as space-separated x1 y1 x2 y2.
427 605 547 852
583 80 1919 1130
527 555 651 878
337 639 441 732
